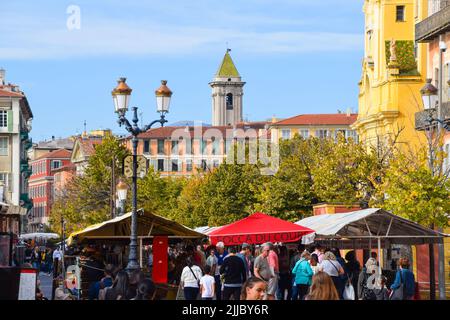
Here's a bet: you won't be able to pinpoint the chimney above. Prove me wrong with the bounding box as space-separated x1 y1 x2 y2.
346 107 351 116
0 69 5 85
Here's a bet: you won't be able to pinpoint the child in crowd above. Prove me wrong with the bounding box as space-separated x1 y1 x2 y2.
309 253 321 275
200 265 215 300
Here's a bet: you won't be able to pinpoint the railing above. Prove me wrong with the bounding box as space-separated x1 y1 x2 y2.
415 102 450 129
416 1 450 41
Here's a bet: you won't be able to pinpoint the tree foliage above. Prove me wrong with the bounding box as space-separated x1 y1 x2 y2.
50 135 129 234
372 148 450 228
50 131 449 234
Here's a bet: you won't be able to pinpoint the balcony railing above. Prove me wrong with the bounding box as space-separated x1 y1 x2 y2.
415 102 450 130
416 1 450 42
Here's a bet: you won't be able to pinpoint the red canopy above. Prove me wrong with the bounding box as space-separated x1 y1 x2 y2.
208 212 314 246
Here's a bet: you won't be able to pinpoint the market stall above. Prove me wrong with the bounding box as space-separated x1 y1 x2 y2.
66 209 205 299
295 208 448 294
208 212 314 245
296 208 446 248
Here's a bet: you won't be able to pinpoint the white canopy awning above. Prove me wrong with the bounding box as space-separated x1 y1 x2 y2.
193 226 223 235
296 208 447 248
20 232 60 240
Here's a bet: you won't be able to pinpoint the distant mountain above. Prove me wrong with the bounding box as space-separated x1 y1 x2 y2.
168 121 211 127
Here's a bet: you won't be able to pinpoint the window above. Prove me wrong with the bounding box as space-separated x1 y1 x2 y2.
0 173 8 189
226 93 233 110
157 159 164 171
444 143 450 173
213 160 220 168
143 140 150 154
201 139 207 155
51 160 62 170
396 6 405 22
0 137 8 156
185 138 193 155
281 129 291 140
315 130 329 139
224 140 233 155
446 63 450 101
171 160 178 172
435 68 439 90
201 159 207 170
186 159 193 172
299 130 309 139
171 140 178 155
0 111 7 127
346 130 358 142
157 139 164 155
212 138 219 155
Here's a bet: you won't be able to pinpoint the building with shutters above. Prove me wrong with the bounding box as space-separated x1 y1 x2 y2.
0 69 33 233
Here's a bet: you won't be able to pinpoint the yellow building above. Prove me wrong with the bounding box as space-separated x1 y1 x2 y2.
352 0 428 153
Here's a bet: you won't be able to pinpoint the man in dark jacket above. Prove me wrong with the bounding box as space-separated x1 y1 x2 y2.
220 247 247 300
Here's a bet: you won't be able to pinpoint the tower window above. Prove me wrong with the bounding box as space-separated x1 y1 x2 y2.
226 93 233 110
396 6 405 22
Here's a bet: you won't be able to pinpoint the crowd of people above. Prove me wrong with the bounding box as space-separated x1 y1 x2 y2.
177 241 417 301
14 238 417 301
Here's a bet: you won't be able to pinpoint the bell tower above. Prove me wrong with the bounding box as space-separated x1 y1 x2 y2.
210 49 245 126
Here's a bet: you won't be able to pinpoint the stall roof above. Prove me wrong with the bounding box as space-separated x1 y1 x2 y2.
67 209 205 245
209 212 314 245
296 208 447 247
20 233 60 240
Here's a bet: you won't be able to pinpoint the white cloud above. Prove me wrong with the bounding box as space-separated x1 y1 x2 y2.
0 1 363 60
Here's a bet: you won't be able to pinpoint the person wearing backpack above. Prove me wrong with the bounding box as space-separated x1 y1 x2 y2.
180 257 203 300
390 258 415 300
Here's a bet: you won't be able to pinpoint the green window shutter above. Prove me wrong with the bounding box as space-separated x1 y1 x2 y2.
7 110 13 132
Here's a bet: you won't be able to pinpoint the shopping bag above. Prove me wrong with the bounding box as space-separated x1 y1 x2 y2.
343 283 355 300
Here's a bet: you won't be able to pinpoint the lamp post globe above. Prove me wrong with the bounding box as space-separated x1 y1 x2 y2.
155 80 172 113
116 179 128 216
420 78 438 110
112 77 132 115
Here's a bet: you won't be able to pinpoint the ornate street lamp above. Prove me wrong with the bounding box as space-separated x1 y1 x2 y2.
112 78 172 272
116 179 128 216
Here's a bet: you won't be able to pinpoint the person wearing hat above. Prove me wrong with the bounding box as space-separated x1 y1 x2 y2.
237 243 252 278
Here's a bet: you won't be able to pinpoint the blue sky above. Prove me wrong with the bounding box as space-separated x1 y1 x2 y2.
1 0 364 142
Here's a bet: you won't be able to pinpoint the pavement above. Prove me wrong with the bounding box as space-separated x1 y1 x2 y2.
38 271 54 300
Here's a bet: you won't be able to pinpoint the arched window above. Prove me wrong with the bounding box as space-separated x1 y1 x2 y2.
226 93 233 110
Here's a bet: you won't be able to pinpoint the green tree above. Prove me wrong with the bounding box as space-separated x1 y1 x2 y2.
172 163 265 228
373 149 450 228
136 167 187 217
50 135 129 234
255 135 317 221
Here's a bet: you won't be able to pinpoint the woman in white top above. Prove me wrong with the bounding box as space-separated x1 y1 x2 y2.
320 251 345 299
180 257 203 300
